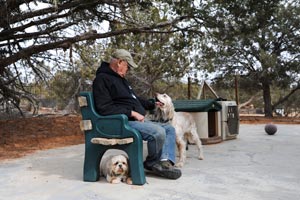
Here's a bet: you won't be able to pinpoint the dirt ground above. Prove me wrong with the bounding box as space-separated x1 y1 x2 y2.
0 115 84 161
0 135 84 160
0 115 299 161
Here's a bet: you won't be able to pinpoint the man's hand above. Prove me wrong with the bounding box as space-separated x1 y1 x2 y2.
131 111 145 122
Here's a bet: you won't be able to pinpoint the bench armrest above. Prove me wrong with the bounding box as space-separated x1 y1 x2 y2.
79 92 141 141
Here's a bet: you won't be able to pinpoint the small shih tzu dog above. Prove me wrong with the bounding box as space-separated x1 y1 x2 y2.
100 154 132 184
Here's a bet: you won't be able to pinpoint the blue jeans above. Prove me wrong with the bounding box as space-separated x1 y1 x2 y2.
128 120 176 167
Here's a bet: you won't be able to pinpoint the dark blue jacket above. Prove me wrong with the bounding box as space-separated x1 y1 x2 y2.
92 61 155 120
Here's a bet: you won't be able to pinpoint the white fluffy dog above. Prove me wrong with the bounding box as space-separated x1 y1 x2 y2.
100 154 132 184
153 93 204 167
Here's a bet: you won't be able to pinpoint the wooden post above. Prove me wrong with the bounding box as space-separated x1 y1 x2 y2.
188 77 191 99
235 74 239 105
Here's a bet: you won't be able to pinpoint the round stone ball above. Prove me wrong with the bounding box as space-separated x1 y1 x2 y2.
264 124 277 135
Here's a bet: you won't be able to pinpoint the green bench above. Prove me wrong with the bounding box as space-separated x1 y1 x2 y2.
78 91 146 185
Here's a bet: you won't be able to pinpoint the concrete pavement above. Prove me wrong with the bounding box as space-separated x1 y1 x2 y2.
0 124 300 200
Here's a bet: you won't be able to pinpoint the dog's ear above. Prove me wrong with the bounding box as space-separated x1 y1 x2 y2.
104 158 114 177
162 107 173 121
165 99 175 120
153 107 162 121
167 109 174 120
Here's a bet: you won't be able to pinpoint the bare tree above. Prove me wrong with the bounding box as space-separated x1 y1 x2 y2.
0 0 203 114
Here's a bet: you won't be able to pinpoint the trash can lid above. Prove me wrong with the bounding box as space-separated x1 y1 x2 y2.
173 99 222 112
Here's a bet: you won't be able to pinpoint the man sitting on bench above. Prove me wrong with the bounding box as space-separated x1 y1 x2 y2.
92 49 181 180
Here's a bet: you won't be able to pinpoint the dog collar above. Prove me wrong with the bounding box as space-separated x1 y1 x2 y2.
152 118 172 123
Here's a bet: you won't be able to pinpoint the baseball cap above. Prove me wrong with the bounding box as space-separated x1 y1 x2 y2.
112 49 138 69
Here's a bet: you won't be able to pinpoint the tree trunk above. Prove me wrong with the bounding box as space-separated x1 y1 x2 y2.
261 80 273 117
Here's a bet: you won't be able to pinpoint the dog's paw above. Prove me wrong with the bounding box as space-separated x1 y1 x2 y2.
198 155 204 160
110 177 121 184
175 162 184 168
126 177 133 185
